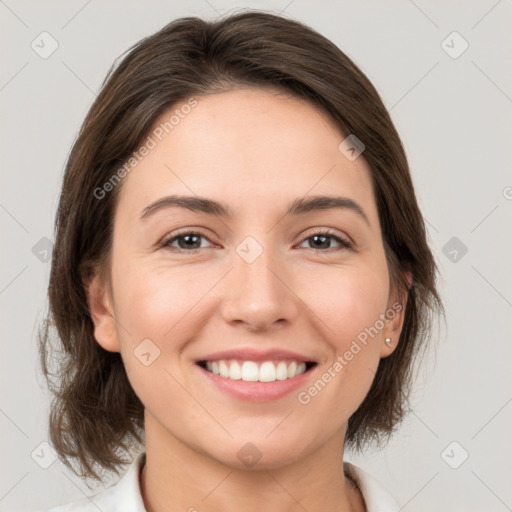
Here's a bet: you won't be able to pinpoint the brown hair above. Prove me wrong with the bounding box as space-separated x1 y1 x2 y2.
38 9 443 483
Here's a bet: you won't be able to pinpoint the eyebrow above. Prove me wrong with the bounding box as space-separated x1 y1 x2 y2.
140 194 370 225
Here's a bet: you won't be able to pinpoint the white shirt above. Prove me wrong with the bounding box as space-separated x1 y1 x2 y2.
39 452 400 512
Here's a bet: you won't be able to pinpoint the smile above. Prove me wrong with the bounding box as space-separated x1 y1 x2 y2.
195 348 318 401
198 359 316 382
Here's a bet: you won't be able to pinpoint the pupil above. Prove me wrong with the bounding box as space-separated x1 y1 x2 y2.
312 235 329 249
177 234 332 250
180 234 200 249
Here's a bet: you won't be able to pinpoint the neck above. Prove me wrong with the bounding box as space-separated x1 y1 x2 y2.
140 413 366 512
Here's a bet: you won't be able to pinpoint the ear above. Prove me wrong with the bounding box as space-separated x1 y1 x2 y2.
380 270 412 358
83 268 121 353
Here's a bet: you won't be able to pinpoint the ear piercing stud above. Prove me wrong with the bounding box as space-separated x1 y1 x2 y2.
385 337 392 346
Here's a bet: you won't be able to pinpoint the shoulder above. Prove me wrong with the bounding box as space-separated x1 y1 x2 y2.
343 461 401 512
37 453 147 512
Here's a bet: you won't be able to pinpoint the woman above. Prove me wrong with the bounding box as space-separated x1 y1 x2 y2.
38 10 442 512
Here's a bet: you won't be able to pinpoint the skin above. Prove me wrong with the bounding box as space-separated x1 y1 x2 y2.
86 87 409 512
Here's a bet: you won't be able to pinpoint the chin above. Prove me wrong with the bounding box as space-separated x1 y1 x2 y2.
202 436 314 472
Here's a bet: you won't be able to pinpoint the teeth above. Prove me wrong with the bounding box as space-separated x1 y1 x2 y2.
241 361 259 381
259 361 276 382
202 359 309 382
219 360 230 378
229 360 242 380
276 361 288 380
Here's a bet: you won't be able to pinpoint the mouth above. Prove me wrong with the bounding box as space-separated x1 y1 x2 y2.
194 348 319 401
197 359 318 383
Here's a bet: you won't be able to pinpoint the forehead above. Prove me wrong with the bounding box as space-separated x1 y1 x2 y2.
115 87 378 225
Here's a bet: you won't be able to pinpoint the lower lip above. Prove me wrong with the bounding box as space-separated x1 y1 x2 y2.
196 364 316 402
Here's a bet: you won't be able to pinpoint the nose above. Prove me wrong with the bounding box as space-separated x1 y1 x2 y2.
219 241 300 332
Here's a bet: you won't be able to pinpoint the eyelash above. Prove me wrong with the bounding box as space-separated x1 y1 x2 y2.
159 228 353 254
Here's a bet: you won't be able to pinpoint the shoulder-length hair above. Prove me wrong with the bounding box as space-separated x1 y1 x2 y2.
39 10 443 482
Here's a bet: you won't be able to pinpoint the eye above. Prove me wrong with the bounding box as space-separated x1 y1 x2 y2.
298 230 352 251
160 229 352 254
161 230 214 252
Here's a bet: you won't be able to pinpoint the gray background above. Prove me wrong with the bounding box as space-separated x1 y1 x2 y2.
1 1 511 511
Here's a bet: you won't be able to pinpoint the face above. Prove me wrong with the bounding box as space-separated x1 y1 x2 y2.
87 87 406 470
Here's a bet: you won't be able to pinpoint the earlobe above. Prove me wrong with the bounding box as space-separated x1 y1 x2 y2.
380 269 412 357
83 270 120 353
380 305 405 357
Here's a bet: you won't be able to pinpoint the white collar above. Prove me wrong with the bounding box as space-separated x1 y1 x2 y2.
344 461 401 511
42 452 400 512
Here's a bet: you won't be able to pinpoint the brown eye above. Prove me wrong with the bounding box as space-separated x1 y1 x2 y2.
162 231 213 252
299 231 352 251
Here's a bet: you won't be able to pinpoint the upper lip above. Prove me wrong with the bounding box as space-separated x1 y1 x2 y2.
197 347 316 363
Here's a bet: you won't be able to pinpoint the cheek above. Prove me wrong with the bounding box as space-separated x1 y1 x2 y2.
110 261 203 409
110 254 228 396
295 267 389 429
113 261 206 343
309 263 390 348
